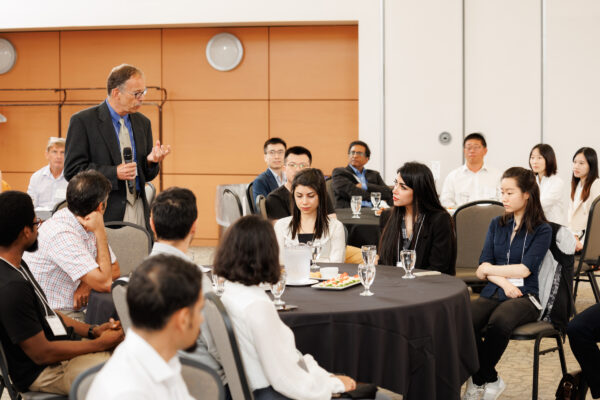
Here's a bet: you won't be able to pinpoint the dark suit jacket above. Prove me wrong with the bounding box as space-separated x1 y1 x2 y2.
331 165 392 208
380 209 456 275
265 184 335 220
64 102 159 225
253 169 280 205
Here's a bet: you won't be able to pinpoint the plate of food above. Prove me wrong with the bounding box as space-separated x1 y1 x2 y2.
312 272 361 290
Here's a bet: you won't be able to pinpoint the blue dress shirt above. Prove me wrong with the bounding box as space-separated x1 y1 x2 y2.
105 99 141 191
349 165 373 207
479 216 552 301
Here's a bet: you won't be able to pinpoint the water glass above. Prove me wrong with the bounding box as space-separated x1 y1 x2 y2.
211 274 226 296
361 245 377 266
307 240 322 271
400 249 416 279
351 196 362 218
371 192 381 210
271 270 287 309
358 263 376 296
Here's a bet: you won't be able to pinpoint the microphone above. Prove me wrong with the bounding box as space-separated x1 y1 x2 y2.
123 147 134 194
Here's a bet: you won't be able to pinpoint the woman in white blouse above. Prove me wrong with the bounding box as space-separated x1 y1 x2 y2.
568 147 600 250
274 168 346 263
213 215 363 400
529 143 566 225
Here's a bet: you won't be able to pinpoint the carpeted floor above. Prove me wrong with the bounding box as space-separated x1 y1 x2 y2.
2 246 596 400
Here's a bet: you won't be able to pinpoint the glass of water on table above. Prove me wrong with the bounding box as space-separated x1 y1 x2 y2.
271 269 287 309
351 196 362 218
361 245 377 266
371 192 381 210
400 249 416 279
358 263 376 296
307 240 322 272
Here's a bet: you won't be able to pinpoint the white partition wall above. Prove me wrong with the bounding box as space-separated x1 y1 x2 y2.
464 0 542 174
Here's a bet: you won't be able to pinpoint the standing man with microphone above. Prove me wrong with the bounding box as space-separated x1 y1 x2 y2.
64 64 171 228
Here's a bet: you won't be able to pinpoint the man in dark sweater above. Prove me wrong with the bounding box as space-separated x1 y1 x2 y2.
266 146 334 220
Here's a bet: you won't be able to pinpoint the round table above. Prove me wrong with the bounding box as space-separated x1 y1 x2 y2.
278 263 478 400
335 208 381 247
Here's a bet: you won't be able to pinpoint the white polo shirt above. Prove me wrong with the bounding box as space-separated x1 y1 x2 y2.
87 329 194 400
440 163 502 208
27 165 68 210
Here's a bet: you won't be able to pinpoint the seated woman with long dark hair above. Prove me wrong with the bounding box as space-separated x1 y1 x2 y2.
274 168 345 263
463 167 551 400
214 215 387 400
378 162 456 275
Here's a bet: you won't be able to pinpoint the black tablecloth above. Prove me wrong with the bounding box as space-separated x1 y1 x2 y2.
279 263 478 400
335 208 381 247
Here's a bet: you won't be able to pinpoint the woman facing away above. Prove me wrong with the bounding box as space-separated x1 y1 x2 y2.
214 215 388 400
274 168 346 263
528 143 566 225
378 162 456 275
462 167 552 400
568 147 600 251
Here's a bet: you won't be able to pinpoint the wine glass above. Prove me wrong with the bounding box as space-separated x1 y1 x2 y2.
400 249 416 279
271 270 287 309
361 245 377 266
351 196 362 218
307 240 322 272
370 192 381 210
358 263 376 296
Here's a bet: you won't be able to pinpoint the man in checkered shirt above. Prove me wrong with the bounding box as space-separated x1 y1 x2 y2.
24 170 121 320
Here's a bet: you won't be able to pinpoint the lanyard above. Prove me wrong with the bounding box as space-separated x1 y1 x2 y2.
0 257 55 318
506 221 527 265
397 214 426 264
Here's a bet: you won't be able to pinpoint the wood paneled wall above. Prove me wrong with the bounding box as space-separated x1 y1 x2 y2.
0 26 358 245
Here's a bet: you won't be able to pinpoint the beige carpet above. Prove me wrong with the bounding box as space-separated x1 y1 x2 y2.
2 247 596 400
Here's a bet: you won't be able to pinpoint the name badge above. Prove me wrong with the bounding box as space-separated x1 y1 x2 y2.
507 278 524 287
46 315 68 337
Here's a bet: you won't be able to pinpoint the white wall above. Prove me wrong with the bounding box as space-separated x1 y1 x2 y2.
3 0 600 190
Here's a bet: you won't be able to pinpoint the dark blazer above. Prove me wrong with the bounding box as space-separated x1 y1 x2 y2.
64 102 159 225
253 169 280 205
331 165 392 208
380 209 457 275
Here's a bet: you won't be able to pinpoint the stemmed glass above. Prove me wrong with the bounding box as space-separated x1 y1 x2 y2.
351 196 362 218
271 270 287 309
371 192 381 210
361 245 377 266
208 270 226 296
307 240 322 272
358 263 376 296
400 249 416 279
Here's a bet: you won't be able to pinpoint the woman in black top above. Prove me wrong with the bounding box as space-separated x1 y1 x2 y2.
378 162 456 275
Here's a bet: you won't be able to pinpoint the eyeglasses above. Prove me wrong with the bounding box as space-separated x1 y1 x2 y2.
286 162 309 169
464 145 483 151
32 218 42 228
120 88 147 99
349 151 366 157
266 150 285 156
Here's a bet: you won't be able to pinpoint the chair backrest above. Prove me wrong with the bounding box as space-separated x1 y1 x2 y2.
145 182 157 205
222 189 244 225
69 362 105 400
581 195 600 266
453 200 505 270
105 221 152 276
0 338 20 400
325 178 336 210
256 194 267 219
111 280 132 334
180 357 225 400
246 182 255 214
203 292 254 400
51 199 68 215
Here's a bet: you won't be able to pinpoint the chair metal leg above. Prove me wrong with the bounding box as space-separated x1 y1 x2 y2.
588 270 600 303
532 336 542 400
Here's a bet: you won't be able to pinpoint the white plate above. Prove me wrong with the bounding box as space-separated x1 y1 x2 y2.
286 279 318 286
311 280 362 290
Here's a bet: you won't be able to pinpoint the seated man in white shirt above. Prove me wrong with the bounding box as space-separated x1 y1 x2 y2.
440 132 501 208
148 187 222 380
23 170 120 320
27 137 68 211
87 254 204 400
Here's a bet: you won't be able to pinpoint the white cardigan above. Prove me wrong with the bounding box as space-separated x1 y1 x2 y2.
568 178 600 234
274 216 346 264
537 174 566 225
220 281 345 399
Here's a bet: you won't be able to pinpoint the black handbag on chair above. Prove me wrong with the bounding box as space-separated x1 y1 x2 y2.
555 370 588 400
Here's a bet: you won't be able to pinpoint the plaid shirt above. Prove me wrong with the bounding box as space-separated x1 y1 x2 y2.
23 208 116 310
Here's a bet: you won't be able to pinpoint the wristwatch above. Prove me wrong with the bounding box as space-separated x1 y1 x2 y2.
88 325 98 339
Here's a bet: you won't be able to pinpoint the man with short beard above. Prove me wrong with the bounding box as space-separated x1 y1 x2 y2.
0 191 123 395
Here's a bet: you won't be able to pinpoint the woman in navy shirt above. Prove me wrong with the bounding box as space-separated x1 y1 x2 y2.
463 167 551 400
